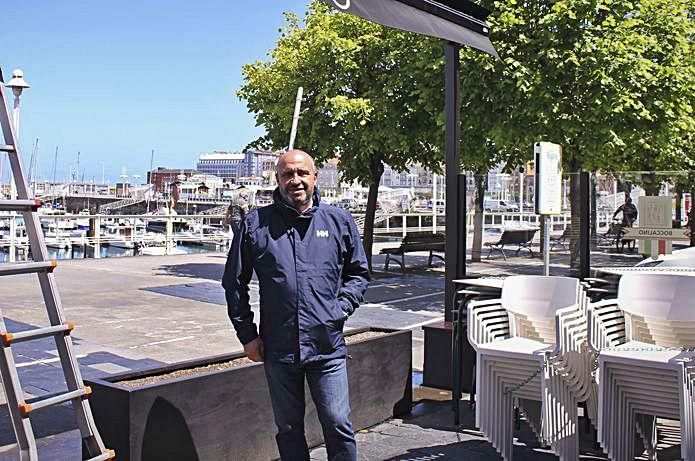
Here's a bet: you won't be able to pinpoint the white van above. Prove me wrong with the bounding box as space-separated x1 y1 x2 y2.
483 199 519 212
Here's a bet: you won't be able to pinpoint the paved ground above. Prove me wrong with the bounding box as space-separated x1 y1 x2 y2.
0 242 673 460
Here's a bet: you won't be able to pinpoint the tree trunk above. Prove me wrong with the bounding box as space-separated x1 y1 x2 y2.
362 154 384 272
642 173 661 196
590 175 598 239
471 173 487 262
568 160 582 272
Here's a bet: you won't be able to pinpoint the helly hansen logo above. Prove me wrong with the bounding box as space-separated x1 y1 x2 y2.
333 0 350 9
316 230 329 238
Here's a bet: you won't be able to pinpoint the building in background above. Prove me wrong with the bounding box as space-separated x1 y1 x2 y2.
196 151 246 183
196 149 280 184
316 158 341 197
176 173 224 200
147 168 198 193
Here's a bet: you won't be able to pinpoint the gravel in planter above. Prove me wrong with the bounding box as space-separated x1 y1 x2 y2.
117 330 387 387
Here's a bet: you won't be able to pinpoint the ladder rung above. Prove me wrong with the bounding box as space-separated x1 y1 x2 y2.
19 386 92 417
0 261 58 276
0 199 42 212
0 144 15 152
87 450 116 461
1 323 74 346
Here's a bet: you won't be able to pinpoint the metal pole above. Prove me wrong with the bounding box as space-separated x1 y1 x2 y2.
444 41 461 320
432 173 437 233
8 93 21 262
579 171 591 279
288 87 303 150
457 174 467 279
94 215 101 259
542 215 550 275
166 214 173 255
519 171 524 223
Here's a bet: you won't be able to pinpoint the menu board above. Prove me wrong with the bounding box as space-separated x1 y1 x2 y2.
534 142 562 215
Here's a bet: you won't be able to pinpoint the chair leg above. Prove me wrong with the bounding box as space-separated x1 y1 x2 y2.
514 406 521 430
400 254 405 272
384 254 390 271
469 362 476 409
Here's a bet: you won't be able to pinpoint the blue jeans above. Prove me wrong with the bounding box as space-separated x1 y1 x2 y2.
263 357 356 461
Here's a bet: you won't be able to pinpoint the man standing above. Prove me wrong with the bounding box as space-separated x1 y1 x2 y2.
222 150 370 461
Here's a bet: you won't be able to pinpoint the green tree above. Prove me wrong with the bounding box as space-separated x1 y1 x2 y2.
451 0 695 266
237 2 445 269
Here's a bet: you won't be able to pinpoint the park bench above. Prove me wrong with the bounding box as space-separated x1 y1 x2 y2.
550 227 572 251
484 228 538 260
380 232 445 271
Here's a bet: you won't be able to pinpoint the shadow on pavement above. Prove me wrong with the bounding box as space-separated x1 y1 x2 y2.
156 262 226 281
0 319 165 448
378 399 609 461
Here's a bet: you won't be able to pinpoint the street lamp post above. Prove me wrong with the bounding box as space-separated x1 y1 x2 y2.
5 69 30 263
119 174 128 198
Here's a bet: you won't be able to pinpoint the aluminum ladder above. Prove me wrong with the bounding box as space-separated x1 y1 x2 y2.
0 78 114 460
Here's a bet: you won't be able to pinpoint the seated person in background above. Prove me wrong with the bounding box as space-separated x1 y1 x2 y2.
613 196 638 227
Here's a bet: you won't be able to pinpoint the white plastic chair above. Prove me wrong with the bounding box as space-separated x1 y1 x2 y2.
468 275 592 461
591 273 695 461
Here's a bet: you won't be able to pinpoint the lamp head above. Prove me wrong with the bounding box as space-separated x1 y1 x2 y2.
6 69 30 97
7 69 30 88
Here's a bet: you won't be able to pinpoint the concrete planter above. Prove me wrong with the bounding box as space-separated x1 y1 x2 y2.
86 327 411 460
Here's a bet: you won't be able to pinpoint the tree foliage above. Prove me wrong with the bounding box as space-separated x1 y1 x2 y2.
239 0 695 270
463 0 695 172
450 0 695 265
237 1 446 269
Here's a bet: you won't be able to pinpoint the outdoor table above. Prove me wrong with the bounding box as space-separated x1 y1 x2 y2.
593 266 695 276
450 277 505 425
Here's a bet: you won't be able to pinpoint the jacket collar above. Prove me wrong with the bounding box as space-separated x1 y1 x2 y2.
273 187 321 220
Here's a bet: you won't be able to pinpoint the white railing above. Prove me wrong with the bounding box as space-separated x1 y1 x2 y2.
354 211 573 236
0 213 231 261
0 210 578 261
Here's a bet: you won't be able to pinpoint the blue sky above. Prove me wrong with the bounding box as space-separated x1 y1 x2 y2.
1 0 308 183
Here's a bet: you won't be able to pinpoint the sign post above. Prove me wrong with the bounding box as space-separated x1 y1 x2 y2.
534 142 562 276
624 196 690 258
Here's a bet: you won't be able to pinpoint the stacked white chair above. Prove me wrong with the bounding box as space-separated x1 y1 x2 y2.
592 273 695 461
468 275 593 461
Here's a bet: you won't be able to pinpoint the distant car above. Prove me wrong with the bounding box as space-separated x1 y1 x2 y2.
634 246 695 268
484 199 519 212
428 199 445 212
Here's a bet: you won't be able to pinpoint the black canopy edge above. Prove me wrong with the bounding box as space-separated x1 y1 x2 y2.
397 0 492 35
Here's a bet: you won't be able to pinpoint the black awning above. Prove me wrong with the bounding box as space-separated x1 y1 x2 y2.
321 0 498 57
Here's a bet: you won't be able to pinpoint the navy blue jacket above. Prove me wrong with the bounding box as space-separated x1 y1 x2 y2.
222 188 370 364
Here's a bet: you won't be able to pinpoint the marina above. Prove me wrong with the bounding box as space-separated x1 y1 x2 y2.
0 212 232 262
0 0 692 457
